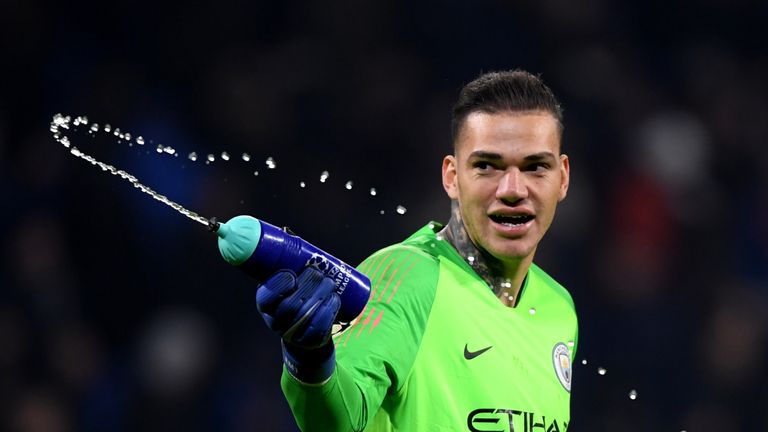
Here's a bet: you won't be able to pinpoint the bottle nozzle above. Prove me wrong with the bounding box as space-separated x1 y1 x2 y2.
208 217 221 233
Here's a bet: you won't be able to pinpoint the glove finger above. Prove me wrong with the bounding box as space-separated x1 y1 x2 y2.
291 295 341 348
256 271 297 315
272 269 335 333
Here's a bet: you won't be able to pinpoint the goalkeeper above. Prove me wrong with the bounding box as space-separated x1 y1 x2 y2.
256 70 578 431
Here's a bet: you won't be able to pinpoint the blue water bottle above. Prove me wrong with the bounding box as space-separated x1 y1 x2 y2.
211 215 370 322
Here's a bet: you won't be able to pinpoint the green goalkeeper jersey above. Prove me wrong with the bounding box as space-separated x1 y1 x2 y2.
282 222 578 431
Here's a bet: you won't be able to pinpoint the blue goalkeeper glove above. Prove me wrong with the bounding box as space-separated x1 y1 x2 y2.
256 267 341 383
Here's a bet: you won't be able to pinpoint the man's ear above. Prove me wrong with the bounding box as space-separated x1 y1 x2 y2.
442 155 459 200
558 154 570 201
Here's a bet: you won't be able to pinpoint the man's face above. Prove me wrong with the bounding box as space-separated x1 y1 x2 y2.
442 111 569 264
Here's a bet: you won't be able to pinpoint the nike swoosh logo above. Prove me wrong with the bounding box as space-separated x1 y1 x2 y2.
464 344 493 360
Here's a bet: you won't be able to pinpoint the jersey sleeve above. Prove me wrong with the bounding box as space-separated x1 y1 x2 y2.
281 245 439 431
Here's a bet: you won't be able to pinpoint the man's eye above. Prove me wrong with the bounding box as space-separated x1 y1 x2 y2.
473 161 494 171
525 162 550 172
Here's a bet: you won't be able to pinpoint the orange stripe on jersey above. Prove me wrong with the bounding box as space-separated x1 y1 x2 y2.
386 259 419 304
356 307 376 337
370 310 384 333
368 255 395 302
339 305 367 346
359 251 385 274
377 255 422 302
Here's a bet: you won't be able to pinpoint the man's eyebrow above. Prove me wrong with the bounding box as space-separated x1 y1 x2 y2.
523 152 557 162
467 151 503 160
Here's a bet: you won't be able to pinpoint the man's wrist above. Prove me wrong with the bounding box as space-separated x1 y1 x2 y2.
281 340 336 385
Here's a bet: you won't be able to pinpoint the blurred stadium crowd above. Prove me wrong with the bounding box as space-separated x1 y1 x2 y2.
1 0 767 430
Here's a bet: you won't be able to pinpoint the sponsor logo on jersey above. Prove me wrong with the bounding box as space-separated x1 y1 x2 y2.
551 342 571 392
464 344 493 360
467 408 567 432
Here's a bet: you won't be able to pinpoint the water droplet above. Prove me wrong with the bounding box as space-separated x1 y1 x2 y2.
119 133 125 139
320 171 329 182
266 157 276 169
581 359 587 365
344 181 353 190
53 114 67 126
156 145 164 153
188 152 197 161
467 255 475 264
396 205 407 215
113 128 121 136
430 243 436 247
124 133 131 141
242 153 251 162
369 188 377 196
70 147 82 157
380 210 385 214
629 390 637 400
597 367 607 375
60 136 70 147
254 170 259 176
501 280 512 289
104 124 112 133
90 123 99 132
136 136 145 145
435 234 444 241
529 308 536 315
567 341 575 347
299 181 306 188
221 152 230 161
163 146 175 155
76 115 88 124
207 154 215 162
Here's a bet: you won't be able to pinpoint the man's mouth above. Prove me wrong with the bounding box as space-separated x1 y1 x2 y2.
489 214 535 227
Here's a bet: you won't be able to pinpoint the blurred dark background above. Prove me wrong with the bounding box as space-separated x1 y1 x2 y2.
2 0 767 430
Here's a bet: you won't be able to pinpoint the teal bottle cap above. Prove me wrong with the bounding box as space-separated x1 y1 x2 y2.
216 215 262 266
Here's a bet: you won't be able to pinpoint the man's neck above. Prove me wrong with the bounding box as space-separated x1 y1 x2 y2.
438 202 530 307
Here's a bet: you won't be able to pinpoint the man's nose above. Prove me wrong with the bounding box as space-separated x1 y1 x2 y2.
496 169 528 203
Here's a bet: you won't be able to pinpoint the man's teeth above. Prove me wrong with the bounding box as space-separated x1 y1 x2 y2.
494 215 532 226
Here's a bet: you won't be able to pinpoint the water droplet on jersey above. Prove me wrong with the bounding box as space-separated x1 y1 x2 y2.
221 152 230 161
597 367 607 375
467 255 475 264
163 146 176 155
435 234 444 241
119 133 125 139
188 152 197 161
380 210 385 214
60 136 70 147
528 308 536 315
242 153 251 162
254 170 259 176
396 205 407 214
628 390 637 400
53 114 67 126
266 157 276 169
113 128 121 136
156 145 164 153
320 171 329 183
104 124 112 133
369 188 377 196
299 181 306 188
124 133 131 141
567 341 575 347
90 123 99 132
136 136 145 145
207 154 215 162
345 181 353 190
581 359 587 365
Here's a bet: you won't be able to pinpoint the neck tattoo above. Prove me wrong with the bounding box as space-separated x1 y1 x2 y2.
438 202 520 306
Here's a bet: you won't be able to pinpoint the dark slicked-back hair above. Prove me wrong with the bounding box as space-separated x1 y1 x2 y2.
451 70 564 148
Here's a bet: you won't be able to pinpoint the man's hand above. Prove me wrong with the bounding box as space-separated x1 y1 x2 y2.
256 267 341 349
